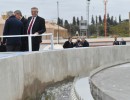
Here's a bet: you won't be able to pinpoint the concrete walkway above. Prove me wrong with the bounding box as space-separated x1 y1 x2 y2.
75 77 94 100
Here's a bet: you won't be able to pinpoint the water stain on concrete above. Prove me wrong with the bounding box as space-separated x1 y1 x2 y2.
21 77 74 100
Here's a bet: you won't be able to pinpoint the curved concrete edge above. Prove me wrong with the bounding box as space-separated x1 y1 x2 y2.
90 59 130 78
89 60 130 100
71 76 94 100
71 77 81 100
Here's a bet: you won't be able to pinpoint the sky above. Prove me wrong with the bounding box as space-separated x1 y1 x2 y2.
0 0 130 23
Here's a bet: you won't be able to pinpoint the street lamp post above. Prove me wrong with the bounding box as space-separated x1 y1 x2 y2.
86 0 90 38
104 0 108 37
57 1 60 44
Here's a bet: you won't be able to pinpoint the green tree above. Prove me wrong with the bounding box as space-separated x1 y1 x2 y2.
73 16 76 25
99 25 104 36
61 19 63 27
110 21 129 37
77 17 80 26
57 17 60 25
89 24 96 35
81 16 83 20
110 16 114 25
119 15 121 23
96 16 98 24
91 15 95 24
107 14 111 24
99 15 102 24
57 17 63 26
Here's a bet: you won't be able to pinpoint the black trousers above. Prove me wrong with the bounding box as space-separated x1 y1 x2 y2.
6 45 21 52
32 43 40 51
25 37 41 51
21 37 28 51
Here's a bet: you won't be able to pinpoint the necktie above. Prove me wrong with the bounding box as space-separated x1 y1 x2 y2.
27 17 34 34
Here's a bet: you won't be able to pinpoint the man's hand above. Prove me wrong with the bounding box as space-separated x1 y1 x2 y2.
34 32 39 36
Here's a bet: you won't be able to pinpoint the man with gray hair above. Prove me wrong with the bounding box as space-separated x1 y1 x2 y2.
3 11 23 51
27 7 46 51
14 10 28 51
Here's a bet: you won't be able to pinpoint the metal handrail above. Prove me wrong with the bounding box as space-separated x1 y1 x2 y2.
0 33 54 52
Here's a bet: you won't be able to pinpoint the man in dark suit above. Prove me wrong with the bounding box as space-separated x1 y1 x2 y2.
63 37 73 49
3 11 23 51
27 7 46 51
81 37 89 47
14 10 28 51
113 37 119 45
120 38 126 45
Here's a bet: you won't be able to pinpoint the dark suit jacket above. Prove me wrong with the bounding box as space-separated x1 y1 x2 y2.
3 15 23 45
27 16 46 43
21 17 27 35
20 17 28 51
82 40 89 47
63 41 73 48
120 41 126 45
113 41 119 45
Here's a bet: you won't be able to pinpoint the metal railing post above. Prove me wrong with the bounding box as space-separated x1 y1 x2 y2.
50 33 54 50
28 35 32 52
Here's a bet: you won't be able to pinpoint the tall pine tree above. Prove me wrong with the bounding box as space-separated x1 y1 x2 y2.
119 15 121 23
73 16 76 25
99 15 102 24
91 15 95 24
77 17 80 26
107 14 111 24
96 16 98 24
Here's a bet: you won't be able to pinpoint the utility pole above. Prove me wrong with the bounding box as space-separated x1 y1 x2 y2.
57 1 60 44
104 0 108 37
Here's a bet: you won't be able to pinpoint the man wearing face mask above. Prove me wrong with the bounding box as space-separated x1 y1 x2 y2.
27 7 46 51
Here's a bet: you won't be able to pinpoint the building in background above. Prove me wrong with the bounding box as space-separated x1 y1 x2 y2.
79 20 87 36
45 21 68 39
0 17 5 36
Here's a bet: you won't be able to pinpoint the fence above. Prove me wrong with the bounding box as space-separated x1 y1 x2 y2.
0 33 54 52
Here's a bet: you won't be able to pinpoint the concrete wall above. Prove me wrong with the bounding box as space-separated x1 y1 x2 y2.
0 46 130 100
